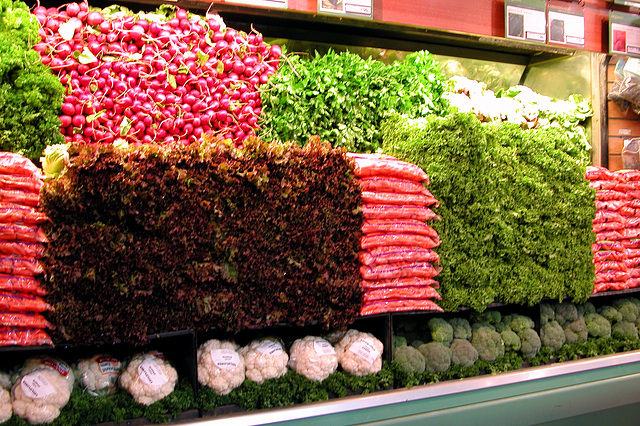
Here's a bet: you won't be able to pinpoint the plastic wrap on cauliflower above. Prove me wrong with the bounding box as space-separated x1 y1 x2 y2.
11 366 72 424
118 351 178 406
77 355 122 396
0 387 11 423
334 329 384 376
239 338 289 384
288 336 338 382
197 339 245 395
0 372 10 390
19 356 75 394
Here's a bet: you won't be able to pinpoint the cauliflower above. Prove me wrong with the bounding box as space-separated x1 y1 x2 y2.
450 339 478 368
563 317 588 345
11 367 71 424
334 329 384 377
118 351 178 406
540 320 566 352
613 298 640 322
471 326 505 362
197 339 245 395
612 321 639 340
428 318 454 346
519 328 542 359
288 336 338 382
239 338 289 383
597 305 623 323
448 317 472 340
19 356 74 394
393 345 426 374
500 329 521 352
417 342 452 373
77 355 122 396
0 388 11 423
585 313 612 338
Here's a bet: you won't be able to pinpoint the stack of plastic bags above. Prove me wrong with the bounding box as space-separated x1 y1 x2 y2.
586 165 640 293
348 153 444 315
0 152 52 347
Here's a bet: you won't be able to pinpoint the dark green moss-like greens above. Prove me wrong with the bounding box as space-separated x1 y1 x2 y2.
40 138 363 344
381 113 596 312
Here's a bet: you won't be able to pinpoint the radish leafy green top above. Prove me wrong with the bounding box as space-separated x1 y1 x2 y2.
258 49 448 152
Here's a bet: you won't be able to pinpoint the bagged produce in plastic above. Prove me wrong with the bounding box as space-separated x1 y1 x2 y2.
0 328 51 347
119 351 178 406
239 338 289 384
0 386 11 424
11 356 74 424
77 355 122 396
334 329 384 376
360 299 444 316
288 336 338 382
197 339 245 395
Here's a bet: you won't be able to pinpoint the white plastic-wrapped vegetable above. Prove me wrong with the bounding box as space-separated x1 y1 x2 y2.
11 357 74 425
334 329 384 376
118 351 178 406
197 339 245 395
288 336 338 382
77 354 122 396
0 372 10 391
0 387 11 423
239 338 289 384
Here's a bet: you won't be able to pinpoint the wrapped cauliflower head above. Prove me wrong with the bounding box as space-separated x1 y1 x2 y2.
77 355 122 396
197 339 245 395
119 351 178 406
334 329 384 376
288 336 338 382
0 387 11 423
11 357 74 425
239 338 289 384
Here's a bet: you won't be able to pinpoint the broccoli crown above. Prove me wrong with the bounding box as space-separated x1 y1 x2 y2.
450 338 478 368
471 310 502 325
410 340 425 349
612 321 639 340
518 328 541 359
418 341 452 373
428 317 454 346
393 345 426 374
563 316 588 345
472 321 496 332
585 313 612 339
576 301 596 317
393 335 408 348
471 326 505 362
540 303 555 326
540 320 566 352
500 329 521 351
597 305 623 323
552 303 578 326
612 298 640 323
509 314 535 333
448 317 472 340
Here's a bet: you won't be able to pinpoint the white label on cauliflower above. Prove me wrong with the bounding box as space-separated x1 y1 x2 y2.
97 356 121 375
256 340 284 356
20 372 56 399
313 339 336 356
210 349 240 370
348 338 379 365
137 358 169 387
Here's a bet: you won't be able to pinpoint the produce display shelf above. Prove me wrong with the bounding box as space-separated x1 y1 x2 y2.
180 350 640 425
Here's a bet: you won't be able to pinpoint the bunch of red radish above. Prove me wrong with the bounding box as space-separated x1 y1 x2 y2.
33 2 282 146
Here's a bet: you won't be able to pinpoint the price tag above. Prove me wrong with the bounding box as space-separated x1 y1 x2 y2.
313 338 336 356
610 11 640 58
21 372 55 399
138 358 168 387
224 0 287 8
211 349 241 370
348 338 379 365
318 0 373 20
257 340 284 356
505 0 546 44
